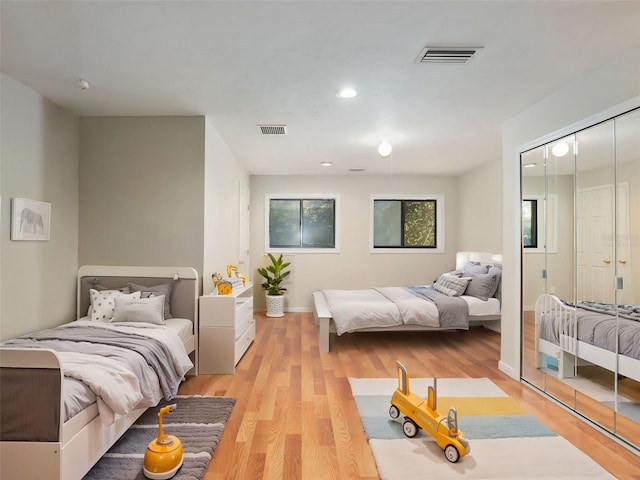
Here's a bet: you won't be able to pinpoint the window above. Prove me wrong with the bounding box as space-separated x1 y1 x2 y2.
522 195 557 253
265 194 339 253
522 199 538 248
371 194 444 253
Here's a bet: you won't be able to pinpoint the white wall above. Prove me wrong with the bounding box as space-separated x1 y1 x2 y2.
501 49 640 379
250 174 459 312
78 117 206 279
0 74 79 340
203 117 250 293
457 159 502 254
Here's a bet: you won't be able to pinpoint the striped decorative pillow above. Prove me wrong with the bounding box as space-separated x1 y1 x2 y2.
433 274 471 297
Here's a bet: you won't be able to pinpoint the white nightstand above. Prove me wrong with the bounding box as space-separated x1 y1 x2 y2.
198 282 255 374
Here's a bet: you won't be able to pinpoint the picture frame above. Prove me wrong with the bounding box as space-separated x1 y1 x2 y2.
11 197 51 241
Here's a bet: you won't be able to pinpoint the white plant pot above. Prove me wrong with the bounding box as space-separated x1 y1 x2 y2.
265 294 285 317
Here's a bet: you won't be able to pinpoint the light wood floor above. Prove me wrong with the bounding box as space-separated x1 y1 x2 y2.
179 313 640 479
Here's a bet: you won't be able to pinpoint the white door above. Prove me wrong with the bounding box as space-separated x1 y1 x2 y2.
616 182 632 305
576 183 632 304
577 185 615 303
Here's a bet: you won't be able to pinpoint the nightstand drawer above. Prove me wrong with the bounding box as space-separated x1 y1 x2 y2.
235 309 254 339
235 296 253 320
234 320 255 365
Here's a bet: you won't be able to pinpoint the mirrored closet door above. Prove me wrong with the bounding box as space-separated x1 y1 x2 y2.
521 107 640 451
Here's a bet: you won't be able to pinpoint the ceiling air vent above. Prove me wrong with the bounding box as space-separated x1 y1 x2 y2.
415 47 483 64
258 124 287 135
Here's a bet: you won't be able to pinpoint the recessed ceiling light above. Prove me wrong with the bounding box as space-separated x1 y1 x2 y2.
336 87 357 99
523 163 537 168
320 161 332 167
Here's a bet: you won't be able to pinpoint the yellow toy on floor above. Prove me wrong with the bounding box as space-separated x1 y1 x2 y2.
389 360 470 463
143 404 183 479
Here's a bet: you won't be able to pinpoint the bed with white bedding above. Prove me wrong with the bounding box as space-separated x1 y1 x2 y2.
313 252 502 352
0 265 199 480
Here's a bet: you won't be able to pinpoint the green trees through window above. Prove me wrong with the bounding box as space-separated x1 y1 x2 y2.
373 199 437 248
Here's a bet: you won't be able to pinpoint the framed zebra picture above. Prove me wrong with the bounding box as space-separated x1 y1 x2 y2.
11 197 51 241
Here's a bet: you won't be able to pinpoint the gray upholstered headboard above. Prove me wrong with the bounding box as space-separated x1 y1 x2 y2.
77 266 199 323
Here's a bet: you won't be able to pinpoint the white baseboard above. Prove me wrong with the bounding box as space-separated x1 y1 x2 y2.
498 360 519 380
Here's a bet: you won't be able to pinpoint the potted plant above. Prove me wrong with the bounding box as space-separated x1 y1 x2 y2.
257 253 291 317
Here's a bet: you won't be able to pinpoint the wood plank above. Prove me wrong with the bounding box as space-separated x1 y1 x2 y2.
183 312 640 480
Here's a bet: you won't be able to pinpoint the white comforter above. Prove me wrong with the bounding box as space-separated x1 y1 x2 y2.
322 287 468 335
57 351 143 425
322 287 443 335
67 320 193 424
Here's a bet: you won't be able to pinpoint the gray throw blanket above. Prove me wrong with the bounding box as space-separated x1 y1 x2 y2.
406 286 469 329
5 325 182 399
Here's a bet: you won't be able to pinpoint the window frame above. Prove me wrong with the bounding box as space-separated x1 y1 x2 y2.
369 194 445 253
264 193 340 254
522 194 557 254
522 198 538 249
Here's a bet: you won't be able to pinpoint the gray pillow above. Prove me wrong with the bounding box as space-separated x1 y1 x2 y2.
111 295 165 325
487 266 502 297
464 273 498 301
433 274 471 297
127 282 173 319
463 262 489 275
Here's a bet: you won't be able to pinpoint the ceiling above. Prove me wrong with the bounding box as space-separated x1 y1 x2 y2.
2 1 640 176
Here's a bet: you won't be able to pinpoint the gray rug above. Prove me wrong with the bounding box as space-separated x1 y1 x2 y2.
83 395 235 480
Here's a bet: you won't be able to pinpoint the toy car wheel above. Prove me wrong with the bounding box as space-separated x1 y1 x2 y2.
402 419 418 438
389 405 400 419
444 445 460 463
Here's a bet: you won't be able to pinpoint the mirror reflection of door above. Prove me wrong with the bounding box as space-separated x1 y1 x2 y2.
521 147 546 392
521 107 640 452
574 120 617 431
613 108 640 448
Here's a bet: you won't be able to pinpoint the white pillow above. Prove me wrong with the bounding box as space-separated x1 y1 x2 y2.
89 289 141 321
110 295 165 325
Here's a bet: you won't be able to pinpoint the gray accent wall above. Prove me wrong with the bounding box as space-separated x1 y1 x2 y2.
78 117 206 278
1 74 79 341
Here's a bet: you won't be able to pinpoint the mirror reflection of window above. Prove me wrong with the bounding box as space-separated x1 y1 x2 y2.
522 199 538 248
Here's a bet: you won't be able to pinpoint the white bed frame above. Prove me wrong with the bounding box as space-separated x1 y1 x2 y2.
0 265 199 480
313 252 502 352
535 293 640 383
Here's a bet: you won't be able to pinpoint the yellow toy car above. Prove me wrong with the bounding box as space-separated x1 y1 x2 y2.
389 361 470 463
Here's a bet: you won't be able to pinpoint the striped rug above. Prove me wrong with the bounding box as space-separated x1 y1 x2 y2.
350 377 615 479
83 395 235 480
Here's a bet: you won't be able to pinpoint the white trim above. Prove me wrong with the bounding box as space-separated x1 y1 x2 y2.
369 193 444 253
264 193 340 254
517 96 640 154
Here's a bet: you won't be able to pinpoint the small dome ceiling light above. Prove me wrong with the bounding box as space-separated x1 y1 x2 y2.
378 140 392 158
320 162 332 167
336 87 357 99
551 141 569 157
76 79 90 90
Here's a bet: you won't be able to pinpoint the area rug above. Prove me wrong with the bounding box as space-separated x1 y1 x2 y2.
350 377 616 479
83 395 235 480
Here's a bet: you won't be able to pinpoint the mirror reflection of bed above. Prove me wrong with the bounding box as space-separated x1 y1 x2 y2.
521 106 640 451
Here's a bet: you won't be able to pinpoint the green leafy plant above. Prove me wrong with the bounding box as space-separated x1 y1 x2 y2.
257 253 291 295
